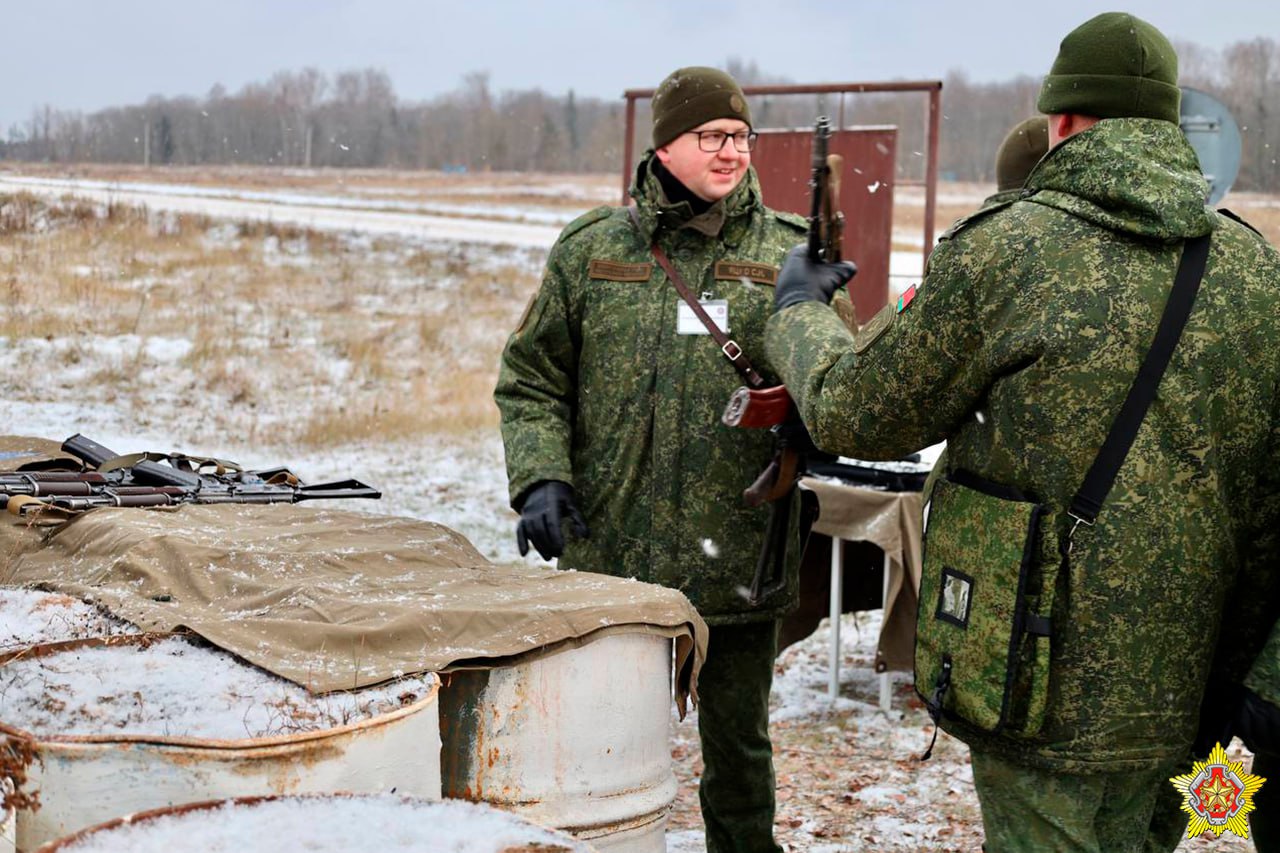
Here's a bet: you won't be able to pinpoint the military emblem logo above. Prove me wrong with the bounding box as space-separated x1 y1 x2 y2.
1169 742 1265 840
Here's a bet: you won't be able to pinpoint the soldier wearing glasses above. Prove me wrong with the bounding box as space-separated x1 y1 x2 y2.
495 67 806 853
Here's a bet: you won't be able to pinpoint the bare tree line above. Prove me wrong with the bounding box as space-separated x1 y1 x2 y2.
4 39 1278 191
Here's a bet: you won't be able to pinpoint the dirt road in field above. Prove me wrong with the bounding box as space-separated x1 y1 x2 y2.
0 175 564 249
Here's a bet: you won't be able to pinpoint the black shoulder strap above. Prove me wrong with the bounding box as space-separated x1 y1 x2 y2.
1068 234 1212 532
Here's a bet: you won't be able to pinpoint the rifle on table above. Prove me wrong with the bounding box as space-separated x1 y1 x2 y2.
723 117 848 605
3 434 381 517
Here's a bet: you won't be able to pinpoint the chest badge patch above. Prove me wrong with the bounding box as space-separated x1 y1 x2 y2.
1169 741 1265 840
714 261 778 286
589 259 652 282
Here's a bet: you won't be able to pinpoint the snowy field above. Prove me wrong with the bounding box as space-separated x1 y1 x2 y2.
0 169 1257 851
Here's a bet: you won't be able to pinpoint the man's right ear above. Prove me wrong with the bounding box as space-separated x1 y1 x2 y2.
654 145 672 166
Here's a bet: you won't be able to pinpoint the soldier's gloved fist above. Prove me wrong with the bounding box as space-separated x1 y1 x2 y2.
515 480 589 561
774 245 858 312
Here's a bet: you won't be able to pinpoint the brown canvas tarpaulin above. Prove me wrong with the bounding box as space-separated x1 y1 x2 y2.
799 476 923 672
0 438 707 710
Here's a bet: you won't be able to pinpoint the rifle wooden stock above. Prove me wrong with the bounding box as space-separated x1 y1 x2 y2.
722 384 795 429
743 447 800 508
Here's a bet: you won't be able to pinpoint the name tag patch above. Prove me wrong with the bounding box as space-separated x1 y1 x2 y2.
714 261 778 286
677 300 730 335
589 259 652 282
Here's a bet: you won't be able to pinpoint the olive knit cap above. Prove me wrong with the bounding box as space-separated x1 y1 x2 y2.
652 66 752 148
1037 12 1181 124
995 116 1049 191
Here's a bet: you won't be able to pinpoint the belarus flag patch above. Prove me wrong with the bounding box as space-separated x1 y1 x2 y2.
896 284 918 313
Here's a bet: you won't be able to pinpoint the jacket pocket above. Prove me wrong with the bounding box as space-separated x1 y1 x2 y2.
914 469 1053 738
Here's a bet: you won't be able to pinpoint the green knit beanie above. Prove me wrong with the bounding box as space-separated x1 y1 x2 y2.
996 117 1049 191
652 67 752 148
1037 12 1181 124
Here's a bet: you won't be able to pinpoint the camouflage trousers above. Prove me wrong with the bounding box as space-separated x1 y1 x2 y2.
970 748 1186 852
696 620 783 853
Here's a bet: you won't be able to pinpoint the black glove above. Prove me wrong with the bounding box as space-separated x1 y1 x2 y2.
1235 686 1280 756
774 244 858 312
515 480 588 560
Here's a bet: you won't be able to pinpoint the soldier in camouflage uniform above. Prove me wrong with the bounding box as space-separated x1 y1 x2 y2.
990 116 1049 205
494 67 808 853
764 13 1280 853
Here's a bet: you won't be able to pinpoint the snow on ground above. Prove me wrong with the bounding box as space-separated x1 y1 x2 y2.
0 175 583 226
0 176 563 249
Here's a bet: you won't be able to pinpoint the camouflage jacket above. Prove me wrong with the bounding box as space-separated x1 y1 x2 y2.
766 118 1280 771
494 151 808 624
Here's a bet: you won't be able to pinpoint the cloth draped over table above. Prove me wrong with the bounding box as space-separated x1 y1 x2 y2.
0 437 708 713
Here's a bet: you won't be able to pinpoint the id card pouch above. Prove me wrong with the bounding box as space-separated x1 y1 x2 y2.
914 469 1050 737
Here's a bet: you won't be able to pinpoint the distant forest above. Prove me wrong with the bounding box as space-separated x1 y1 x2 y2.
4 41 1278 191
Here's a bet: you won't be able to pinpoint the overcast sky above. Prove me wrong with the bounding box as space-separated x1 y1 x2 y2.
1 1 1273 132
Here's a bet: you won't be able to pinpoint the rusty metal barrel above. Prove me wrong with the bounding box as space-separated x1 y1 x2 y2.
439 632 676 852
33 793 599 852
1 636 442 852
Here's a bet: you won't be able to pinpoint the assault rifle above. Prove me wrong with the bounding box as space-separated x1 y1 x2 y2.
723 117 848 605
2 434 381 516
723 116 847 435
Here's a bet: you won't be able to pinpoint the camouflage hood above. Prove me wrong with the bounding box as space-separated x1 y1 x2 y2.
628 149 764 242
1026 117 1215 242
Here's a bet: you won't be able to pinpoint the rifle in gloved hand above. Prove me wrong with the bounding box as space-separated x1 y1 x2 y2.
3 433 381 517
720 117 849 605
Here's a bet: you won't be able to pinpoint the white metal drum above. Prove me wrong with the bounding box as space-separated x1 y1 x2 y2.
33 794 598 853
439 632 676 853
2 638 442 853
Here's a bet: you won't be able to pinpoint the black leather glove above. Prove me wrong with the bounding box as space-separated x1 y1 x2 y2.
1234 686 1280 756
774 244 858 312
515 480 588 560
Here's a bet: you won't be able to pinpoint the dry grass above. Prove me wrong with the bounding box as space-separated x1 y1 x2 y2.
4 171 1277 453
0 189 538 449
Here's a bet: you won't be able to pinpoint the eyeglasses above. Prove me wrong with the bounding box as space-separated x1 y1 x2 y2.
684 130 758 153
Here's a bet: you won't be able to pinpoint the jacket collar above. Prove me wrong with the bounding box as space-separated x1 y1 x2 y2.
1024 118 1215 242
627 149 761 245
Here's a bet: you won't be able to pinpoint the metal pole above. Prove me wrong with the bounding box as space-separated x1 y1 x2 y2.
621 95 637 206
923 87 942 262
828 537 843 702
880 551 892 713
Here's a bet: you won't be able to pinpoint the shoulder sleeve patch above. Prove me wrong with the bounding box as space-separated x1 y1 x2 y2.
853 302 895 354
938 198 1016 242
513 292 539 334
557 205 616 244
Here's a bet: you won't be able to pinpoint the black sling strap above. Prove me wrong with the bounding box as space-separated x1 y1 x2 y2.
1067 233 1212 540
